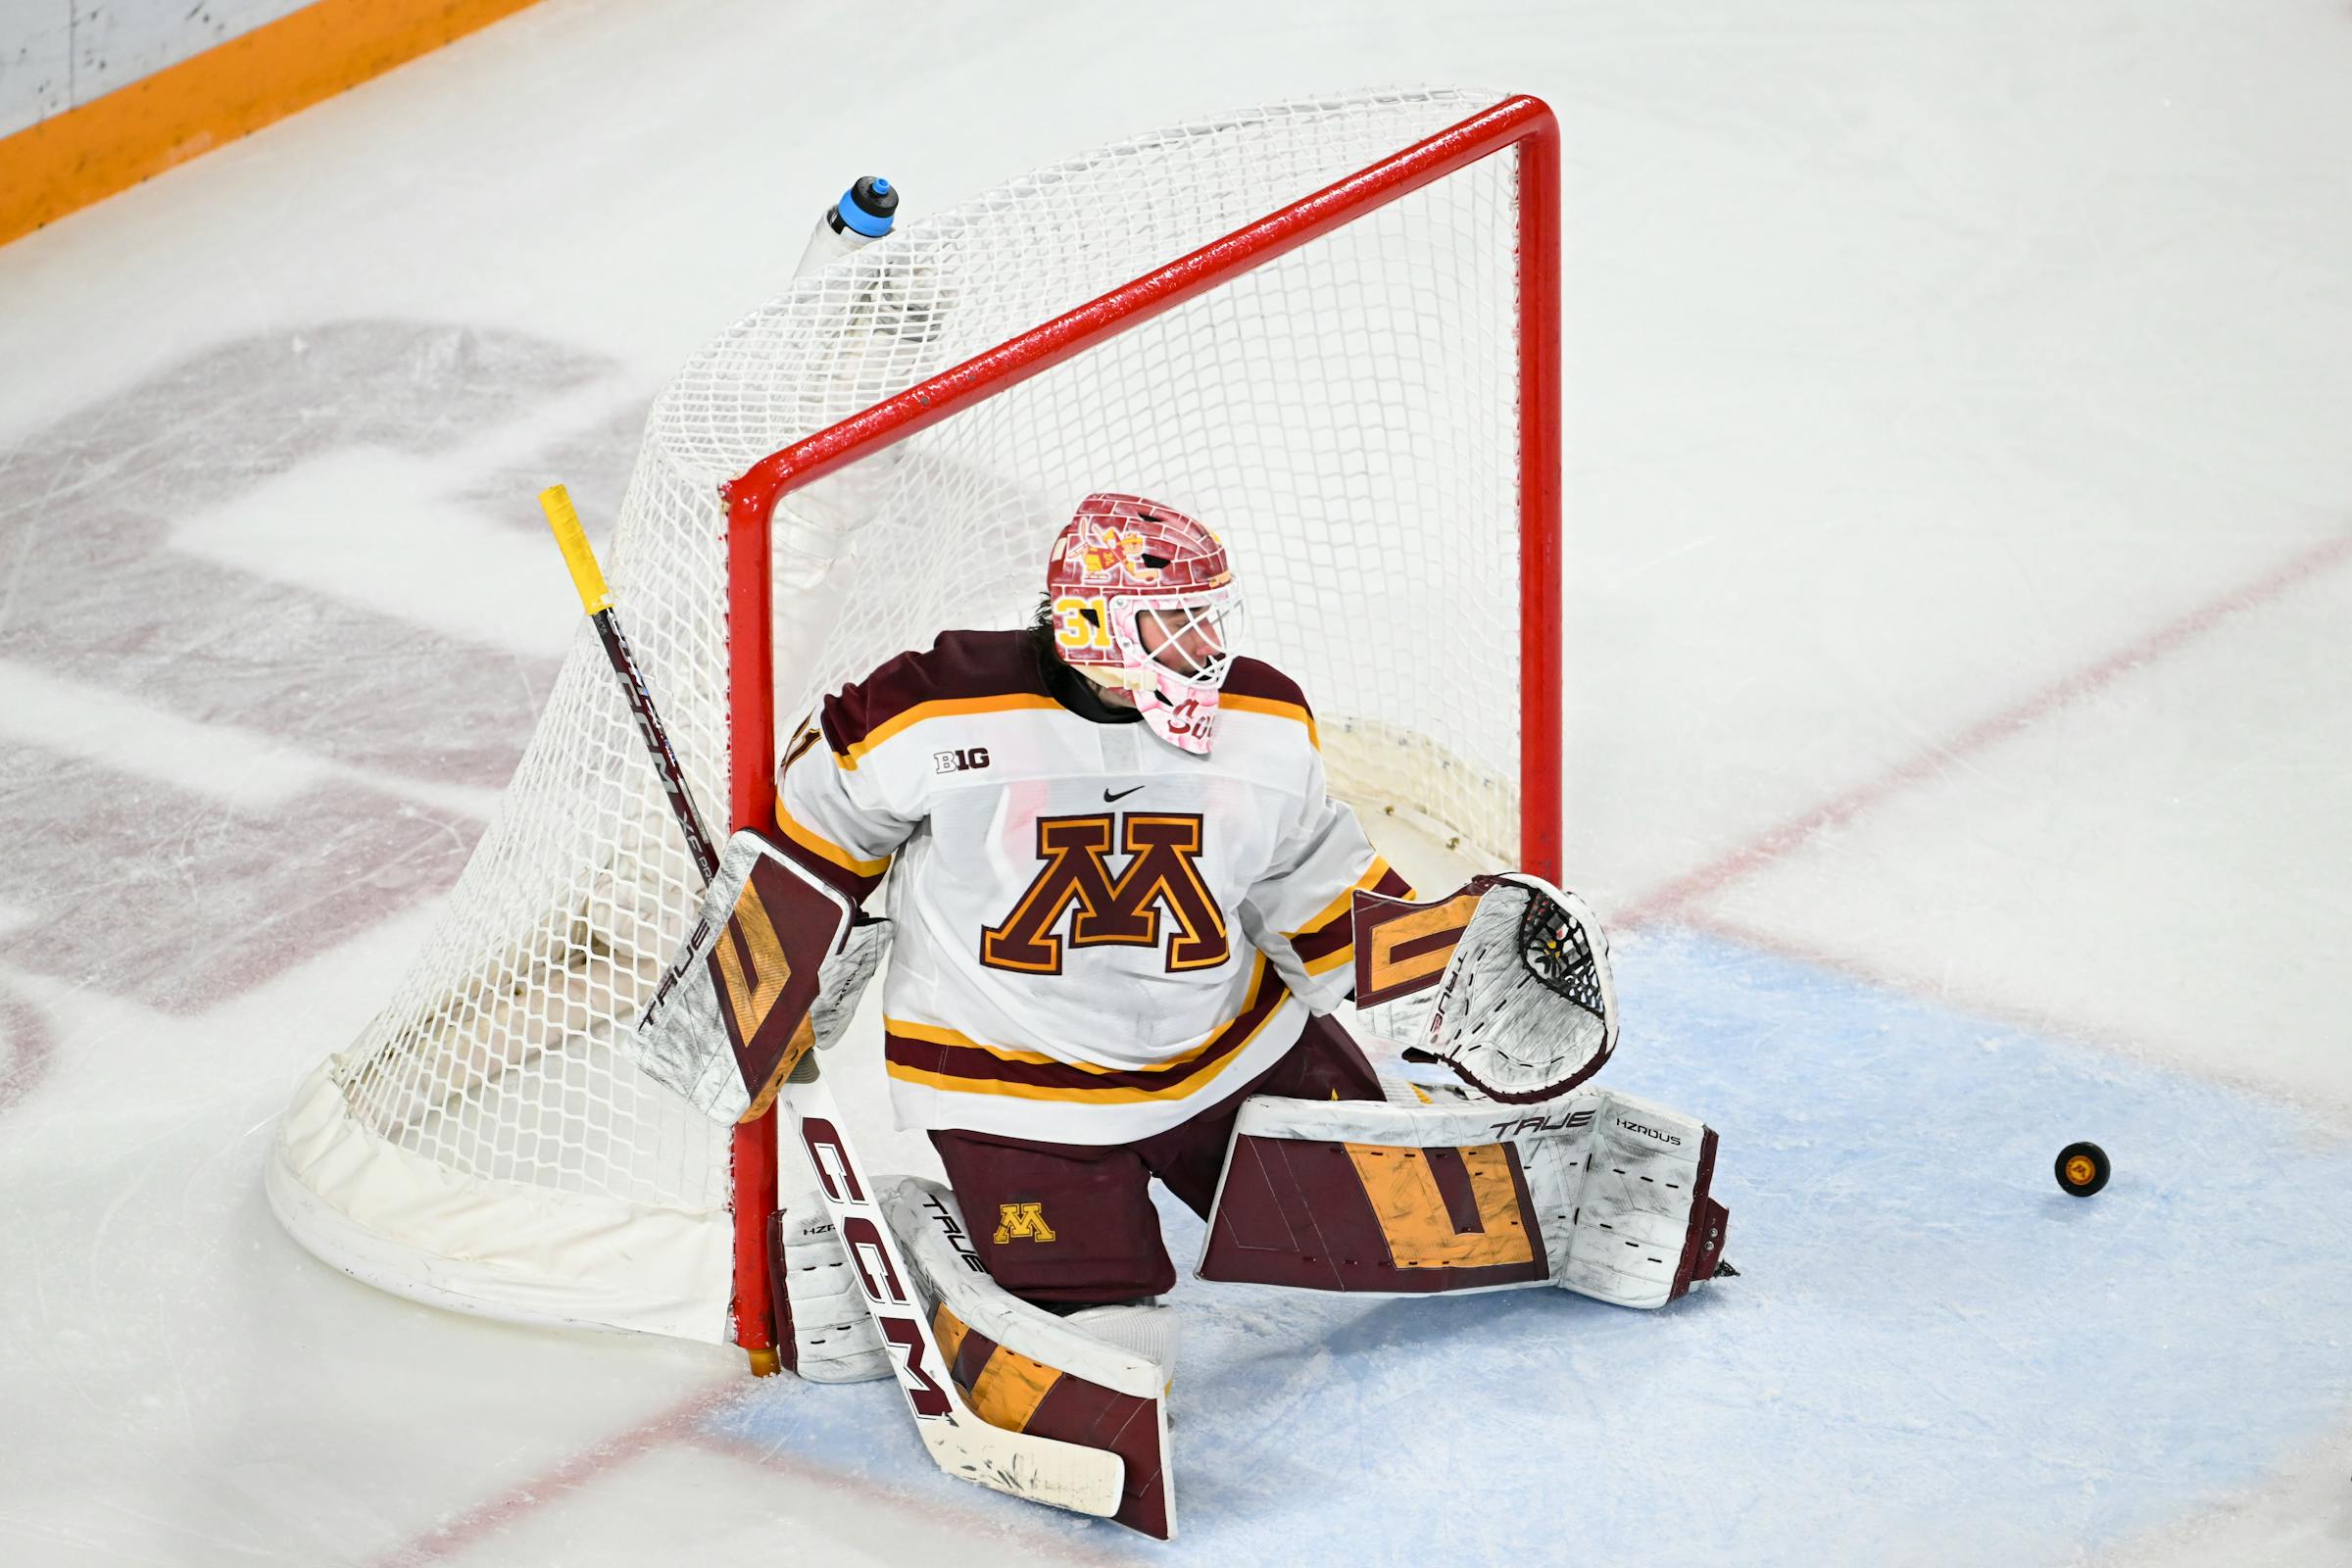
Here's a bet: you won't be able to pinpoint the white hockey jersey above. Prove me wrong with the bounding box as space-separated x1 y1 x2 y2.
774 629 1408 1145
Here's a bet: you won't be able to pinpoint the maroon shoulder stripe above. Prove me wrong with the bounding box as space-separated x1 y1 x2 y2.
1219 655 1310 710
819 629 1043 756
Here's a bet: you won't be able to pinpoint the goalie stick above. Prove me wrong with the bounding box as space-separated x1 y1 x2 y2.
539 486 719 1031
539 484 1127 1522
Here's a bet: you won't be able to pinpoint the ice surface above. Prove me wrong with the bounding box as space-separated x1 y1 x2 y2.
2 0 2348 1563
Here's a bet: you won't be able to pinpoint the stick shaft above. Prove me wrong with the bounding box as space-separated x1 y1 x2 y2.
539 485 719 882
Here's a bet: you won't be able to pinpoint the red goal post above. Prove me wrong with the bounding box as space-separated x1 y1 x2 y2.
720 94 1562 1364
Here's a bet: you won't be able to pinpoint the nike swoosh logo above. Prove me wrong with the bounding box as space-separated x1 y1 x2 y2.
1102 785 1146 803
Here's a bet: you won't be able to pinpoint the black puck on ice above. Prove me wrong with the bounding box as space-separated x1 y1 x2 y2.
2055 1142 2110 1197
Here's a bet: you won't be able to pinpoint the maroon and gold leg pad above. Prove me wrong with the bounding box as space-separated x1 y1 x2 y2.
1197 1088 1732 1309
931 1303 1172 1539
881 1176 1178 1540
1200 1132 1553 1293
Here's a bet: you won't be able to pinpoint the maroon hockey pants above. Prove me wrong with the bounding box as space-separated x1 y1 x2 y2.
927 1014 1384 1305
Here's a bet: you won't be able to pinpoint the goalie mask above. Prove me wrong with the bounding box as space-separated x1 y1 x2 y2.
1046 493 1243 755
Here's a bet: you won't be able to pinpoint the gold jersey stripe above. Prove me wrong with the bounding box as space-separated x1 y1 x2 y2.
1286 857 1398 943
1302 942 1356 977
1220 692 1319 750
886 990 1294 1104
773 796 894 878
886 958 1274 1077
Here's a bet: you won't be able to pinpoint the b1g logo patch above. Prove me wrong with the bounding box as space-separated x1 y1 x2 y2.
933 746 991 774
994 1201 1057 1245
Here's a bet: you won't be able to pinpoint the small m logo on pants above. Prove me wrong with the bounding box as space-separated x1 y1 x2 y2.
994 1201 1057 1244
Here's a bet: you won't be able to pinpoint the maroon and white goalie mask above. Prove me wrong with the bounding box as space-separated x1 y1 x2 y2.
1046 493 1243 756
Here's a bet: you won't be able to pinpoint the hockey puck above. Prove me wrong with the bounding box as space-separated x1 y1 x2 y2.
2054 1142 2110 1197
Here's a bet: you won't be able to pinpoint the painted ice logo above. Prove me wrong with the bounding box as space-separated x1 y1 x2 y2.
993 1201 1058 1245
980 812 1229 974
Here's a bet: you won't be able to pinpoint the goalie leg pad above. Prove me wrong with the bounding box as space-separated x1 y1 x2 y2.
1197 1087 1729 1309
765 1204 891 1383
882 1176 1178 1541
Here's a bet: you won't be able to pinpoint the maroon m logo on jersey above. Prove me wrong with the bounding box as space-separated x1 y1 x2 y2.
981 812 1228 974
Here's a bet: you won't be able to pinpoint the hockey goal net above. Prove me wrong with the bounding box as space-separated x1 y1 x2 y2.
269 87 1561 1353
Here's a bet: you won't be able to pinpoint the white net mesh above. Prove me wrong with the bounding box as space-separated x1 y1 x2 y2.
276 87 1545 1337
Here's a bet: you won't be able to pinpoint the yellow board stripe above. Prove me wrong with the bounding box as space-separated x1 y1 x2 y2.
1 0 547 248
839 694 1065 770
1220 692 1319 750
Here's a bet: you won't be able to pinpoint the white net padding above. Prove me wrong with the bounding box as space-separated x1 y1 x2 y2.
269 87 1550 1342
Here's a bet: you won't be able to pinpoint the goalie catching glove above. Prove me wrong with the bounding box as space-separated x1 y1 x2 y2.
1352 871 1617 1102
632 829 890 1124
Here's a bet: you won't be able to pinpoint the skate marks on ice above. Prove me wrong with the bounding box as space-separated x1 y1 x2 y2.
714 928 2352 1567
0 321 642 1026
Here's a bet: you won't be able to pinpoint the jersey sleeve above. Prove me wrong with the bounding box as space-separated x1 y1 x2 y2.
771 697 917 905
1240 725 1414 1014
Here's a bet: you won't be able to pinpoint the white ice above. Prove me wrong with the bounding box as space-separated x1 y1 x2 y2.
3 1 2350 1564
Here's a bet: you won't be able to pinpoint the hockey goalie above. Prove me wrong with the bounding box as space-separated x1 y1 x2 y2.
633 486 1734 1539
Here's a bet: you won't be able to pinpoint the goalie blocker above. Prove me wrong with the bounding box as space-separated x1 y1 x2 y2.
1199 873 1730 1305
634 828 890 1127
